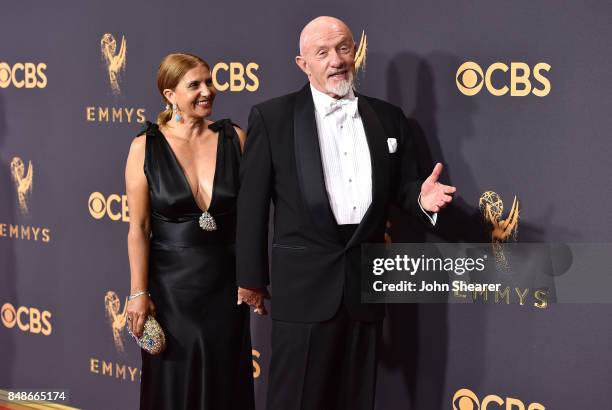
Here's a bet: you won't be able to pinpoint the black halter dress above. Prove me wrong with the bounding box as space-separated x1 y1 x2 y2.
138 119 254 410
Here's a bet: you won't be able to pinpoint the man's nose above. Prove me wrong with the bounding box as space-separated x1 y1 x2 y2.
329 49 344 67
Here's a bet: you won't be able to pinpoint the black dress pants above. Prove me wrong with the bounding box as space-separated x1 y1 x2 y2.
266 224 381 410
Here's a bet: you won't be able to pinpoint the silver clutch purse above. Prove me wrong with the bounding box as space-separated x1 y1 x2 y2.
126 315 166 355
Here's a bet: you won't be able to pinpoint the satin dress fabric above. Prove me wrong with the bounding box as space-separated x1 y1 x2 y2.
138 120 254 410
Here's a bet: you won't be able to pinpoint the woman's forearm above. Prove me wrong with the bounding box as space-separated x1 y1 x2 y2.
127 226 150 293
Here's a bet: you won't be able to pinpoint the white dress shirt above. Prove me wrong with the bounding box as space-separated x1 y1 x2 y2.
310 84 437 226
311 84 371 224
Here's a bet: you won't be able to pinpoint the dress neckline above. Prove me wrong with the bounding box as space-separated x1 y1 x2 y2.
154 122 223 214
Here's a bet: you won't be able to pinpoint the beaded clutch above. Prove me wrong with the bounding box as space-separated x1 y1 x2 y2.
126 315 166 355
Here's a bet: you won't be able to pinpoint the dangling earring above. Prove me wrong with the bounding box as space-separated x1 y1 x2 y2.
172 103 181 122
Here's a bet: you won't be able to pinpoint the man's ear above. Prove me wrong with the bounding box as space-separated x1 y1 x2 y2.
295 56 310 76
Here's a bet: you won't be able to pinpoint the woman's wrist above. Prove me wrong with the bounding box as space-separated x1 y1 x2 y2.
128 290 150 300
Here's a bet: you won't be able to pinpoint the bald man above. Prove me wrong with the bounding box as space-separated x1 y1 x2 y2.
236 16 455 410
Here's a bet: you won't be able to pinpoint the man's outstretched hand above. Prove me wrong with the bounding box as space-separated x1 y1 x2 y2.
419 163 457 213
237 287 271 315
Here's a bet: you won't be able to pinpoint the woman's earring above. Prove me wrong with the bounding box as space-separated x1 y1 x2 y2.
172 103 181 122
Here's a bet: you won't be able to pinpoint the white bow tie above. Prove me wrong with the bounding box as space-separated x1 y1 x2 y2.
323 96 359 117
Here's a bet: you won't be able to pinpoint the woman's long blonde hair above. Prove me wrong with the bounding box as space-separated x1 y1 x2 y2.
156 53 211 125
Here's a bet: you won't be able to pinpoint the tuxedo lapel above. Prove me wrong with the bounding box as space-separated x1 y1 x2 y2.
293 85 342 242
346 94 390 249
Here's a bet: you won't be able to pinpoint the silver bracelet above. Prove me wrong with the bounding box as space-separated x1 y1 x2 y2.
128 290 150 300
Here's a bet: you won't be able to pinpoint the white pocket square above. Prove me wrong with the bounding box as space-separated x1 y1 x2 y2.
387 138 398 153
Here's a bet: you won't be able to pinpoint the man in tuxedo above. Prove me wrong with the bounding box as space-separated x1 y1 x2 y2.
236 16 456 410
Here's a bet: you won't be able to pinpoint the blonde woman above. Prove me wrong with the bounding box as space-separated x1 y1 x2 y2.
125 53 254 410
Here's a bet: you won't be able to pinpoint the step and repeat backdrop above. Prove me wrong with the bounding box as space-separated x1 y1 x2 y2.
1 1 611 409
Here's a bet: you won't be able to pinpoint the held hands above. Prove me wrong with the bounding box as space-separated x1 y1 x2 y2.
126 293 156 338
419 163 457 213
237 287 271 315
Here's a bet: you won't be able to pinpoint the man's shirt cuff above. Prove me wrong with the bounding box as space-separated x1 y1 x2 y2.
418 193 438 226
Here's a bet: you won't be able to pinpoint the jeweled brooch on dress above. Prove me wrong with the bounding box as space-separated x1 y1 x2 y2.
198 211 217 231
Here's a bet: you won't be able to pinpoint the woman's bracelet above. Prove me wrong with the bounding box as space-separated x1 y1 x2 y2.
128 290 150 300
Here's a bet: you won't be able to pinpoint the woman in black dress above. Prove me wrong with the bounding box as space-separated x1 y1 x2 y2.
124 53 254 410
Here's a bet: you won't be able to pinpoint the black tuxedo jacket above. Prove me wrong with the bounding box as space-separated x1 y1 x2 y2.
236 84 429 323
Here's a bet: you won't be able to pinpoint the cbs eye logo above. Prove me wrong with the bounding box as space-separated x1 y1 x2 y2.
453 388 545 410
88 192 129 222
453 388 480 410
0 62 47 89
456 61 551 97
1 302 52 336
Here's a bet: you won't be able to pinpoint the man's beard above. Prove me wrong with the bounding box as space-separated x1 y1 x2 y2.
326 70 355 98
